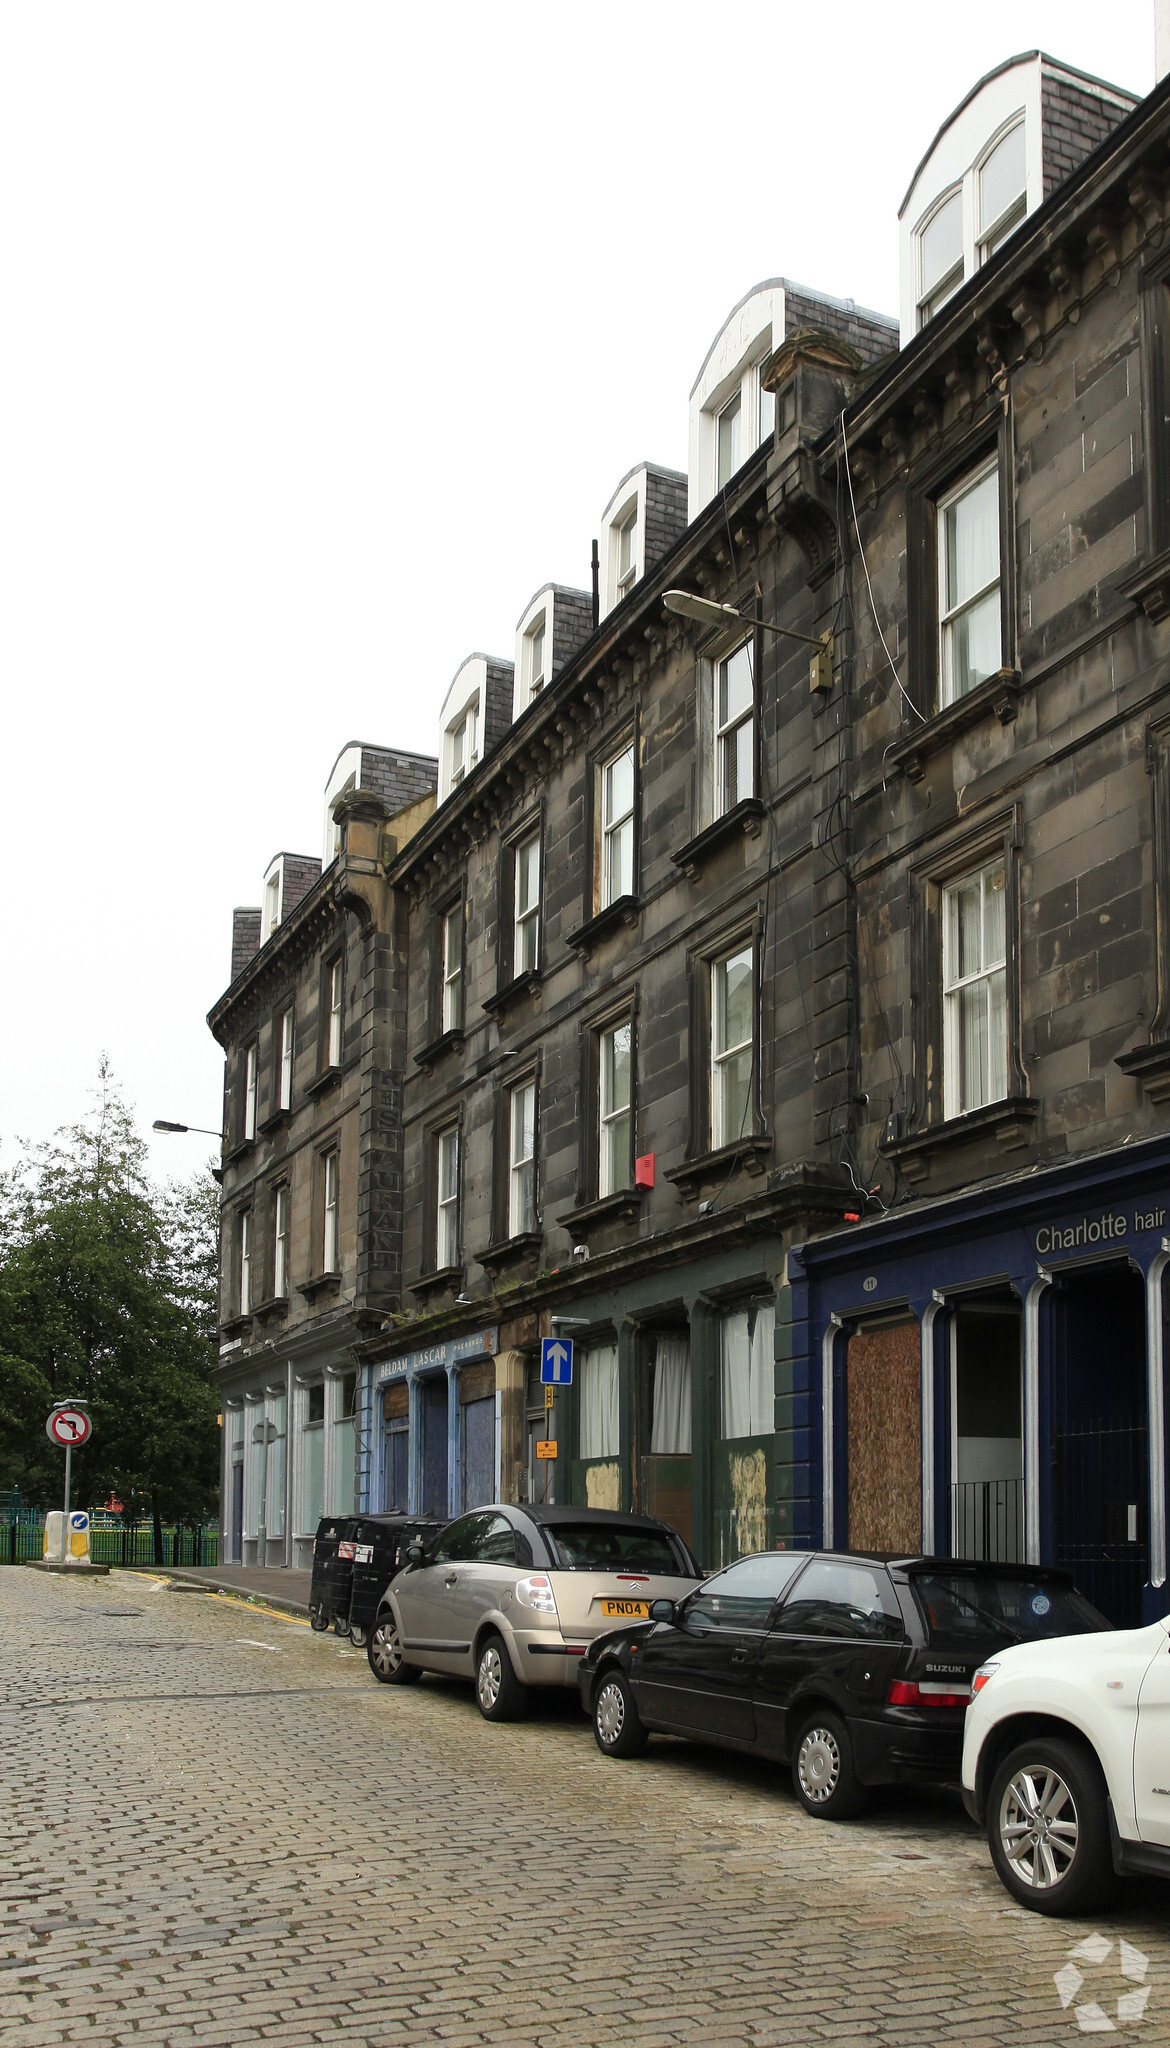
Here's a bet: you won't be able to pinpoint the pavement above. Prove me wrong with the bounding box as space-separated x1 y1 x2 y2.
124 1564 312 1615
1 1564 1168 2048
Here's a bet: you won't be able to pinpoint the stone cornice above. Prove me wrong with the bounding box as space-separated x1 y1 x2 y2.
387 451 776 908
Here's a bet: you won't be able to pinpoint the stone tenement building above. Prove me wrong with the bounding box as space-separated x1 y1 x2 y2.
209 742 436 1568
213 47 1170 1633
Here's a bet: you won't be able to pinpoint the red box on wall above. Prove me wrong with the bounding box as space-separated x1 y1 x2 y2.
634 1153 655 1188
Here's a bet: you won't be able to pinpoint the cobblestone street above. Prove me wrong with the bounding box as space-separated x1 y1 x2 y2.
2 1568 1168 2048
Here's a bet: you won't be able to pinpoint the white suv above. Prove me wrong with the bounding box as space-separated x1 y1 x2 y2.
962 1613 1170 1914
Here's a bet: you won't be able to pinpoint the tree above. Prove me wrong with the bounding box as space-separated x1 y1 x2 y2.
0 1059 221 1526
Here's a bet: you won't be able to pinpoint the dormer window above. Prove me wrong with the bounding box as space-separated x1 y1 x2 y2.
616 507 638 603
263 870 281 941
917 189 964 328
716 392 742 490
525 617 546 702
978 122 1026 261
449 703 478 788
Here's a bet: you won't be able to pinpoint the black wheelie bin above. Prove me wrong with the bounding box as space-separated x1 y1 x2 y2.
346 1512 447 1647
308 1514 361 1634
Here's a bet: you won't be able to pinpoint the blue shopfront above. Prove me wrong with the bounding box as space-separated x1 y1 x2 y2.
789 1138 1170 1627
358 1327 499 1521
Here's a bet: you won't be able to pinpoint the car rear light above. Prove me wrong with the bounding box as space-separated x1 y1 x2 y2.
887 1678 971 1709
970 1661 1000 1696
515 1574 558 1615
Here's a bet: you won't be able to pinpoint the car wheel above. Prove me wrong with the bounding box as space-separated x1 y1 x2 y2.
987 1737 1116 1917
791 1710 869 1821
475 1633 529 1722
592 1670 649 1759
366 1613 419 1686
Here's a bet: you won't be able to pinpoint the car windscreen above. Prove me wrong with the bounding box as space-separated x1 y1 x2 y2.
910 1570 1112 1647
543 1522 689 1574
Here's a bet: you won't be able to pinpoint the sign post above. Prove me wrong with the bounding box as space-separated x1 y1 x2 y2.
45 1404 93 1563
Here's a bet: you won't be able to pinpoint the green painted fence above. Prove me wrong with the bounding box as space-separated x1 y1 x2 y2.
2 1513 219 1567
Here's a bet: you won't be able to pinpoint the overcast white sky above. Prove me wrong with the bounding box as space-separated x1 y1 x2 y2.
0 3 1156 1171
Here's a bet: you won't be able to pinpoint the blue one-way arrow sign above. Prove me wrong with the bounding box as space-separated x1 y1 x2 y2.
540 1336 574 1386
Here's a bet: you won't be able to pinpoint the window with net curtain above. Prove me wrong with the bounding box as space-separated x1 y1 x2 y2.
579 1341 619 1460
649 1336 691 1456
720 1302 776 1440
943 860 1007 1118
712 944 755 1149
267 1392 287 1538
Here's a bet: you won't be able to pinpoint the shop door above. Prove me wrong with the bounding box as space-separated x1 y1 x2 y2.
421 1378 449 1519
231 1464 244 1563
846 1320 921 1552
1051 1267 1148 1628
951 1297 1023 1564
462 1397 494 1510
638 1335 692 1551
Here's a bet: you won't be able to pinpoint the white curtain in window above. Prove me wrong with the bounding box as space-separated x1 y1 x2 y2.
267 1393 287 1538
579 1343 619 1460
720 1304 775 1440
650 1337 691 1455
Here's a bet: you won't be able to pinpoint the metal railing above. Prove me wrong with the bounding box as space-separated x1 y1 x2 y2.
951 1479 1023 1564
3 1514 219 1568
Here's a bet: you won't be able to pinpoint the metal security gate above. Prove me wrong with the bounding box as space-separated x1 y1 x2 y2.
1054 1421 1148 1628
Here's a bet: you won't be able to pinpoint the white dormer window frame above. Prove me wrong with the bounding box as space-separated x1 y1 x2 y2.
916 185 965 329
525 615 546 702
913 111 1030 334
262 868 282 942
616 504 638 603
449 701 479 788
977 117 1027 263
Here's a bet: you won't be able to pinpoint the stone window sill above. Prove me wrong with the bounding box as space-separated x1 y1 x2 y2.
224 1138 255 1166
251 1295 290 1325
886 668 1023 783
409 1263 464 1301
476 1231 543 1277
672 799 767 878
557 1189 646 1235
298 1271 343 1303
1120 547 1170 625
566 894 640 958
482 970 543 1022
219 1313 253 1340
666 1135 773 1203
304 1066 342 1100
1115 1040 1170 1104
884 1096 1038 1182
258 1108 293 1135
413 1028 465 1070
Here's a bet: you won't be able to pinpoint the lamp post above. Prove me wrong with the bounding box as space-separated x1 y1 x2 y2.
662 589 833 693
152 1120 223 1137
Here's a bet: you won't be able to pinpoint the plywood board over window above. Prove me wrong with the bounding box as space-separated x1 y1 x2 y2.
847 1322 921 1552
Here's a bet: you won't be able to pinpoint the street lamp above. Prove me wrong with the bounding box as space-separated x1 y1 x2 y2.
662 588 833 693
152 1119 223 1137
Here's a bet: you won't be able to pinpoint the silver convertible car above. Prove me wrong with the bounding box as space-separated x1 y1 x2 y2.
367 1502 699 1719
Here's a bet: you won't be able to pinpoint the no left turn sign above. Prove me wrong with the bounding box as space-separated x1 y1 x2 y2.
46 1407 92 1447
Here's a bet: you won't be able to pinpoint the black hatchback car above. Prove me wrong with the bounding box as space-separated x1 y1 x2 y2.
577 1549 1111 1819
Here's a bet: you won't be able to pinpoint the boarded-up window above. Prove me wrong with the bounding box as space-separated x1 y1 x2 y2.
847 1321 921 1552
460 1359 496 1406
383 1380 409 1423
